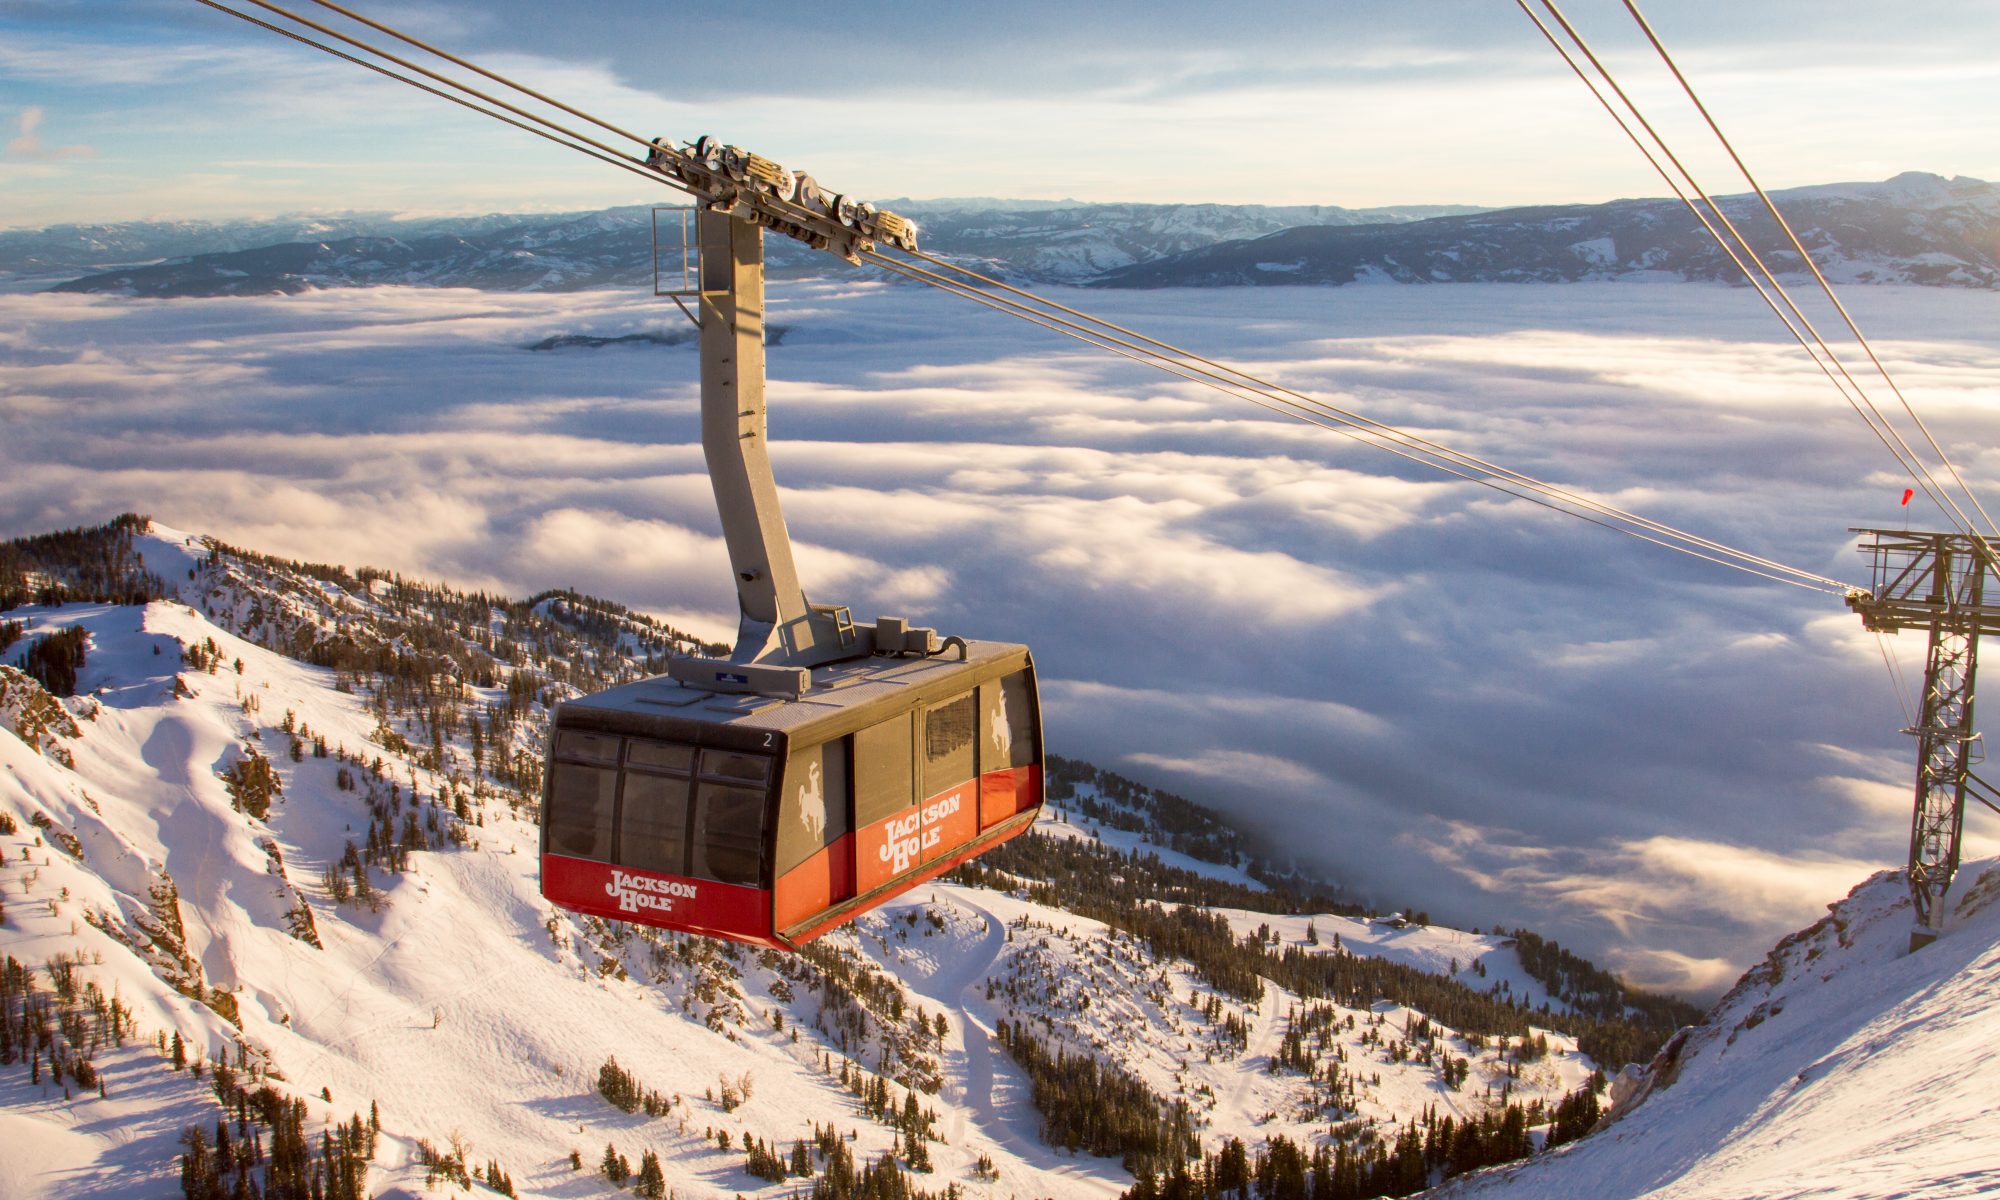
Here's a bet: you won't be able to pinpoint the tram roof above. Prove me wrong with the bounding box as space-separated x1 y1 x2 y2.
561 638 1030 736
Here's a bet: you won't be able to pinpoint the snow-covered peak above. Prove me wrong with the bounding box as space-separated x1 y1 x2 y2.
1435 858 2000 1199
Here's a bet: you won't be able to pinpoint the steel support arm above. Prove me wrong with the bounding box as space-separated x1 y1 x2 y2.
695 208 848 670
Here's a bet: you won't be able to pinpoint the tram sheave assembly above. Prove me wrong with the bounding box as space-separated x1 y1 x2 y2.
539 207 1045 949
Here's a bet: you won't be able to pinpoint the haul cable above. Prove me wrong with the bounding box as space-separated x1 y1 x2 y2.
193 1 674 193
867 247 1851 593
884 240 1848 592
1536 0 1976 537
864 250 1848 594
218 0 668 182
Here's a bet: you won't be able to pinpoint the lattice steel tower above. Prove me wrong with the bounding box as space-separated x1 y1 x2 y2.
1848 530 2000 950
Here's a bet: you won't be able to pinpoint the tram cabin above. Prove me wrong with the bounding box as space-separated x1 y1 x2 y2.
540 638 1042 948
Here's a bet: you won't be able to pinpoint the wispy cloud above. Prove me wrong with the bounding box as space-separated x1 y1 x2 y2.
6 106 93 162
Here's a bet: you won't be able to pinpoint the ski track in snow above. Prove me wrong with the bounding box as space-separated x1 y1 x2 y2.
1225 978 1284 1120
892 889 1125 1197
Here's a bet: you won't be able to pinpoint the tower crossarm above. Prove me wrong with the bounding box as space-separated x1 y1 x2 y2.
1845 529 2000 636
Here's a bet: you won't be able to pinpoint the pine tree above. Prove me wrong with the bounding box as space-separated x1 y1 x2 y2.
601 1143 629 1185
19 626 88 696
180 1125 223 1200
219 749 281 820
635 1150 666 1199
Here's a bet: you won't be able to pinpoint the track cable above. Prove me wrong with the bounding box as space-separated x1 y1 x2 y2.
1515 0 1966 530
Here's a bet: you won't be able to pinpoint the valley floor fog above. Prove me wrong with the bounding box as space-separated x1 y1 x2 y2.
4 278 1997 998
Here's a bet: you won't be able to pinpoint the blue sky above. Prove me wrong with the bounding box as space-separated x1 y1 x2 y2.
4 0 1999 226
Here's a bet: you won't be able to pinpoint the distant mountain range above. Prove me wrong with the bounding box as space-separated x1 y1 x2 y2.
9 200 1481 296
1092 172 2000 290
15 172 1998 296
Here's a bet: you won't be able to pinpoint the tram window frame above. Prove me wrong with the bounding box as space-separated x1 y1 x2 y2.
546 758 618 862
854 713 915 829
702 749 772 785
627 739 694 773
555 730 620 765
992 669 1038 769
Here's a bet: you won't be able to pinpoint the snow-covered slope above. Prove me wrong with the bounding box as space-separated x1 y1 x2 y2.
1435 859 2000 1199
0 519 1722 1199
1 586 1122 1199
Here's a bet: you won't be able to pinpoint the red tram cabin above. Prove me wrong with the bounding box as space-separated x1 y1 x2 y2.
539 639 1043 948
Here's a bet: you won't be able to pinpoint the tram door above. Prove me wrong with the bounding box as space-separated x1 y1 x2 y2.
853 713 916 895
920 692 980 865
773 738 854 930
979 671 1040 829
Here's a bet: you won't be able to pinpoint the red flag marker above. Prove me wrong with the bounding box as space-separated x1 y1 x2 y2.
1901 488 1915 507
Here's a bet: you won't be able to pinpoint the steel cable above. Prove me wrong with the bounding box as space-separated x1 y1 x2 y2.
1533 0 1984 541
887 243 1852 590
1514 0 1964 528
301 0 666 157
196 1 681 195
225 0 659 181
1875 633 1916 728
866 251 1850 594
1620 0 1998 541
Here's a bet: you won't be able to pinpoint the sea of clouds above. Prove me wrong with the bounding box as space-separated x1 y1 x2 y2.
4 277 1996 998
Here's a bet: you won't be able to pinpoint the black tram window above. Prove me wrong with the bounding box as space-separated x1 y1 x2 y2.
556 731 620 765
692 783 767 887
854 713 914 828
653 748 771 888
924 692 977 795
627 740 693 772
547 763 617 861
701 750 771 785
778 739 852 875
618 761 692 876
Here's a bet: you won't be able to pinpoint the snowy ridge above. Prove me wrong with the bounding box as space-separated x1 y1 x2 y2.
1434 860 2000 1199
24 174 2000 296
1094 172 2000 291
15 201 1478 296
